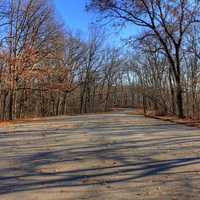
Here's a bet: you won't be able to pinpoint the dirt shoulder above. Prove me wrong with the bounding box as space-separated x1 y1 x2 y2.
146 114 200 128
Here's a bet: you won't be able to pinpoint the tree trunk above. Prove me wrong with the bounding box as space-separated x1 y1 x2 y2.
176 82 184 118
143 95 147 115
8 89 13 120
169 71 175 114
2 91 8 120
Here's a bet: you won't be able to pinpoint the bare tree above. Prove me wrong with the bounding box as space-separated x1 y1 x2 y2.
88 0 200 118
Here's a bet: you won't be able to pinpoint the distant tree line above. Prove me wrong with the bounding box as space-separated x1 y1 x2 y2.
2 0 200 120
0 0 137 120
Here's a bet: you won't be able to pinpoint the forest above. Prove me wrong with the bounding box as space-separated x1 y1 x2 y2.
1 1 200 200
0 0 200 120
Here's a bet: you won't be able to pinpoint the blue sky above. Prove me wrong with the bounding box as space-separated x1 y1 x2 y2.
53 0 93 33
52 0 138 45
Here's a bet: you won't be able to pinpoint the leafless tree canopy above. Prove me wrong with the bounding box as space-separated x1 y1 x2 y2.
0 0 200 120
87 0 200 119
0 0 131 120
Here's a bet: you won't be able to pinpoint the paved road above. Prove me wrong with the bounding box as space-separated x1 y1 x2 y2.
0 109 200 200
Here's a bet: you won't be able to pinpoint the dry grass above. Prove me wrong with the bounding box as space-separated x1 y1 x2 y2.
0 117 50 127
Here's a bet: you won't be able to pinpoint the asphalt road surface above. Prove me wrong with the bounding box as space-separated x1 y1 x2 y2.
0 109 200 200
